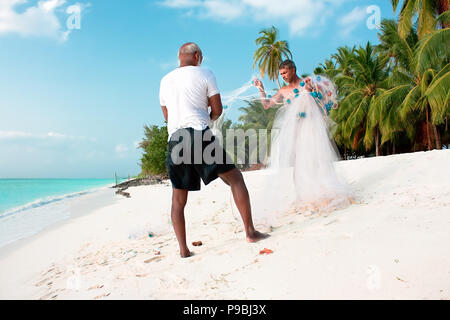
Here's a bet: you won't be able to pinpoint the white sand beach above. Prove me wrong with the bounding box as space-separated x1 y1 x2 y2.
0 149 449 300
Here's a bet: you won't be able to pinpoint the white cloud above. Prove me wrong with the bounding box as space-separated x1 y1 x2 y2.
114 143 130 159
159 0 351 36
115 144 129 153
160 59 179 70
0 130 33 139
0 0 88 41
338 6 367 38
0 130 95 141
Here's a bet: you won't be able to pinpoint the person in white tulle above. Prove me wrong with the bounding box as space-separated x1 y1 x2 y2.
253 60 352 225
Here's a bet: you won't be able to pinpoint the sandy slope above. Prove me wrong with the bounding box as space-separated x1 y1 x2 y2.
0 150 449 300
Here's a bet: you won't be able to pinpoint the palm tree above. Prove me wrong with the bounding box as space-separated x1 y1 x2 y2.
375 19 449 151
372 19 419 152
237 99 278 165
332 46 356 77
253 26 292 88
336 42 389 156
399 27 450 149
313 59 339 79
391 0 449 39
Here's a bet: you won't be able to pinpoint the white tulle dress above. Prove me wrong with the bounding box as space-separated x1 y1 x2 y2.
252 76 353 229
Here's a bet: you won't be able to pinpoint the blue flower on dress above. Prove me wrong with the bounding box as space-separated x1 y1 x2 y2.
293 88 299 94
295 94 299 98
316 76 321 81
286 99 291 104
298 112 306 118
268 95 272 98
311 92 318 98
318 93 323 100
300 81 305 87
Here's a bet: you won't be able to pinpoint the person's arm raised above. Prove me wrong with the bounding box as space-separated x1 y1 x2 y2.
208 94 223 121
253 79 282 109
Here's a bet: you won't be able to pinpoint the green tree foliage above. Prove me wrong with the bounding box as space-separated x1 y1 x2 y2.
139 124 168 176
391 0 449 39
314 3 449 157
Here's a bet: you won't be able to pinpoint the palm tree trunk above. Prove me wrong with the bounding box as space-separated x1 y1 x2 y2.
393 142 396 154
438 1 450 28
375 127 381 156
432 124 442 149
426 105 433 150
276 77 281 89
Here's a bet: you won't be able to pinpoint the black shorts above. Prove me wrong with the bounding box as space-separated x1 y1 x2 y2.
166 127 236 191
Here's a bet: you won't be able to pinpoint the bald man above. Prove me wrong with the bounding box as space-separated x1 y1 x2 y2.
160 42 269 258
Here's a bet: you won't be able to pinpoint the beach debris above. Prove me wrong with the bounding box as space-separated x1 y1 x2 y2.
259 248 273 255
128 224 153 240
113 175 167 189
192 241 203 246
115 188 131 198
396 276 407 282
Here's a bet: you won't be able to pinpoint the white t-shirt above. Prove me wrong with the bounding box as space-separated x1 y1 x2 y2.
159 66 220 139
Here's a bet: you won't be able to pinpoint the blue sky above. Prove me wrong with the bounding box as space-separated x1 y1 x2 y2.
0 0 396 178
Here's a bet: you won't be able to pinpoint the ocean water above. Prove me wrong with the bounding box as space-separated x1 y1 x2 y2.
0 178 125 248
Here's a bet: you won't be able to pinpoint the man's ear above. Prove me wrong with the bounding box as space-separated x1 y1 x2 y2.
195 52 202 66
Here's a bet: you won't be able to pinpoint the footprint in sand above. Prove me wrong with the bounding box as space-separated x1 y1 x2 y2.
144 256 164 263
136 273 150 278
93 292 111 300
88 284 104 290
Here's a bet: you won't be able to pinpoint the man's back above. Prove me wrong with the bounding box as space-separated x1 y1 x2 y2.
159 66 219 139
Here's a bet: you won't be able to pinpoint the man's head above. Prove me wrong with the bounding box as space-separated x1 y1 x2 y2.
279 60 297 83
178 42 203 67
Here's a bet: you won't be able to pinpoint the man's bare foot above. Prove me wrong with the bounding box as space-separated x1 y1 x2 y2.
246 230 270 243
180 249 194 258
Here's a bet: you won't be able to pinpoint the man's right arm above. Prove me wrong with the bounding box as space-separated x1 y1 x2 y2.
261 91 283 109
254 79 283 109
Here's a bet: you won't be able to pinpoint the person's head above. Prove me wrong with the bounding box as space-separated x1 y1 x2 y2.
279 60 297 83
178 42 203 67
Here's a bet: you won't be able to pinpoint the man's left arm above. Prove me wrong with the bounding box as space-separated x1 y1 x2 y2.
161 106 168 122
208 94 222 121
205 70 222 121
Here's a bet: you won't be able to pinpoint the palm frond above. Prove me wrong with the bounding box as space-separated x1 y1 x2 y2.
414 28 450 74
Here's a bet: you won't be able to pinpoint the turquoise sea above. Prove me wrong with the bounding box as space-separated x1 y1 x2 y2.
0 179 124 216
0 178 126 247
